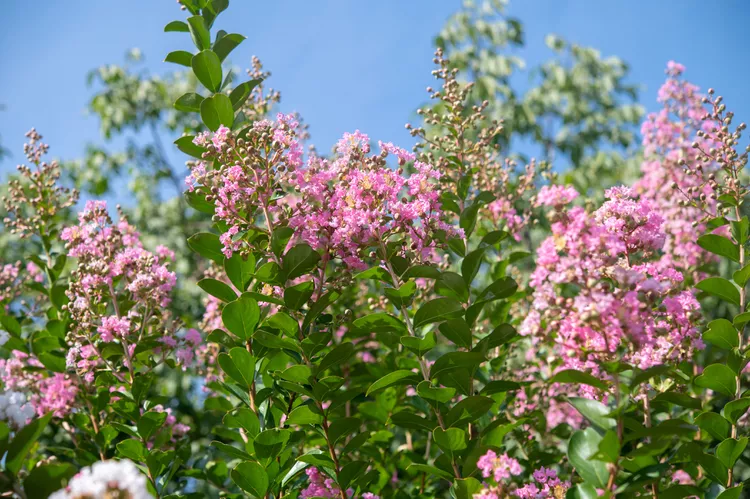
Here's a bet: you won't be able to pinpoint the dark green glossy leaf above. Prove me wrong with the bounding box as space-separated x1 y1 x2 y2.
696 277 741 307
413 297 464 329
694 364 737 397
188 232 224 263
231 461 269 498
222 293 260 340
697 234 740 263
198 278 237 302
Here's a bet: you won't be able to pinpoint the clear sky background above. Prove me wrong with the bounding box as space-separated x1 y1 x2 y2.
1 1 749 178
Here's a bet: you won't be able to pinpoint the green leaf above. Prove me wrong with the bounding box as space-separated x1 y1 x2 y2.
429 352 485 379
433 427 467 452
474 323 517 351
185 189 214 213
253 330 300 352
722 398 750 424
328 417 361 444
175 92 205 112
231 461 269 498
718 485 744 499
390 411 435 432
445 396 493 427
222 293 260 340
218 347 256 388
734 263 750 287
434 272 469 302
116 439 146 462
451 477 482 499
703 319 739 349
566 484 600 499
265 313 299 336
592 430 620 463
137 411 167 441
187 15 211 50
696 277 741 307
413 297 464 329
284 281 314 310
549 369 609 391
318 343 354 374
695 412 731 441
175 135 207 159
461 247 486 285
352 313 406 334
198 278 237 302
459 204 480 236
188 232 224 263
716 437 747 468
6 413 52 474
301 290 340 333
254 262 282 284
270 226 294 257
287 404 323 425
402 265 441 280
366 370 420 396
224 411 260 440
568 428 608 488
282 244 321 280
477 277 517 301
384 281 416 308
229 79 260 111
200 93 234 131
694 364 737 397
23 463 77 498
401 331 437 358
354 266 391 283
569 397 616 431
408 463 453 482
214 33 246 62
164 20 189 32
479 380 521 395
696 452 728 485
192 49 223 93
165 50 194 67
279 364 312 384
224 252 256 291
697 234 740 263
652 392 702 410
735 311 750 328
438 318 472 349
338 460 367 490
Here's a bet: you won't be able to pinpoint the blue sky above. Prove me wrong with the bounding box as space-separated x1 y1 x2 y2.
1 1 748 177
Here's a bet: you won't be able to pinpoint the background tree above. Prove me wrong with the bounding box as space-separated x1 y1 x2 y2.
434 0 644 196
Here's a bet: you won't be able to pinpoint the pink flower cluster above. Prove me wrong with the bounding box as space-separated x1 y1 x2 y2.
0 351 78 418
635 62 719 279
535 185 579 208
299 467 379 499
186 115 304 258
514 468 570 499
477 450 522 482
289 132 461 269
523 186 702 383
61 201 191 379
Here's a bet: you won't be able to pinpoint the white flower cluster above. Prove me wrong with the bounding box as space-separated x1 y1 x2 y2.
0 390 34 429
50 459 153 499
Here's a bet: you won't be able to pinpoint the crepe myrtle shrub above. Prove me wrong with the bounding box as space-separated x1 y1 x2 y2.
165 0 571 497
0 1 748 499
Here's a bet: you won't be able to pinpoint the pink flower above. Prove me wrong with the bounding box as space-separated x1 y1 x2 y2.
535 185 579 207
